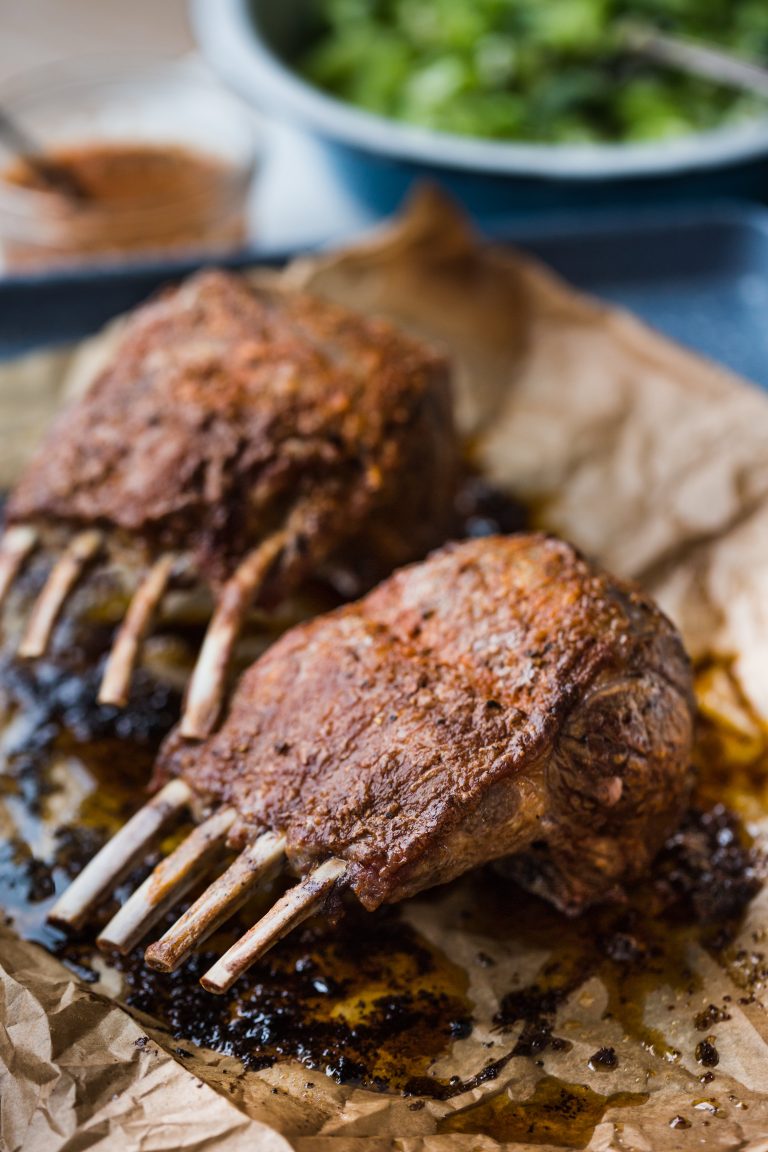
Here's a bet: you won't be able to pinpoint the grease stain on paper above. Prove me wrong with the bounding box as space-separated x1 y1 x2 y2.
437 1077 649 1145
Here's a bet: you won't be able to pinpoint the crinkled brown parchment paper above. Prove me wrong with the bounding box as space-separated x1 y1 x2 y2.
4 189 768 1151
0 924 290 1152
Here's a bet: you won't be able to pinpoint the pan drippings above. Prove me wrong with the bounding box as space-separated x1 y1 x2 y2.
121 909 472 1091
0 646 474 1090
437 1077 650 1142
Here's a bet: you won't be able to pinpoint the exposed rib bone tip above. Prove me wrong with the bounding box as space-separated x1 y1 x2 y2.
98 553 177 707
179 614 232 739
180 533 288 739
144 829 287 973
18 529 103 659
200 857 348 995
47 778 193 930
96 805 237 953
0 525 38 606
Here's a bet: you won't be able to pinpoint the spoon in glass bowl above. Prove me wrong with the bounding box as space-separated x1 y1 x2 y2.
0 106 89 201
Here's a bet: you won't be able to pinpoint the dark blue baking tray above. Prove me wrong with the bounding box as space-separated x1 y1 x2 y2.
1 202 768 389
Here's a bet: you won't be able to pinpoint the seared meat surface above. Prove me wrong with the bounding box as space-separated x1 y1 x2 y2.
158 534 694 914
7 269 456 590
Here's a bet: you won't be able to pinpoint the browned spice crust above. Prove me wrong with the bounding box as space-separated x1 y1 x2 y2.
7 269 456 591
158 534 695 913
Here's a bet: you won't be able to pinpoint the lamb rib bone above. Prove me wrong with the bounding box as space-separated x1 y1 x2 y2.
144 830 287 973
18 529 103 658
96 805 237 953
200 858 349 994
47 779 193 929
98 553 178 707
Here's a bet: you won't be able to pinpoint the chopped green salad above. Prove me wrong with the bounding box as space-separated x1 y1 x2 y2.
298 0 768 143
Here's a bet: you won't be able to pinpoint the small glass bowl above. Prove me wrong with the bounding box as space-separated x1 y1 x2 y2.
0 56 262 272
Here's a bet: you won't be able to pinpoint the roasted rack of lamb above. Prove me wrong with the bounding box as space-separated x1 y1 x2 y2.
49 534 695 994
0 269 457 736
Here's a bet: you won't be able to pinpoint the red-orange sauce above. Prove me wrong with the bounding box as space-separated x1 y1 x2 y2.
2 141 248 269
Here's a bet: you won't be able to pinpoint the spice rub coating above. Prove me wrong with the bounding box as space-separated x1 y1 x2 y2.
6 269 456 589
157 535 695 913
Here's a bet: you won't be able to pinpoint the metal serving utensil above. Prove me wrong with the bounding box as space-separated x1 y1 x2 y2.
620 22 768 100
0 106 89 200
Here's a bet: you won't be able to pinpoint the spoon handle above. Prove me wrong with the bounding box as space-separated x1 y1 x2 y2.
622 23 768 100
0 107 88 200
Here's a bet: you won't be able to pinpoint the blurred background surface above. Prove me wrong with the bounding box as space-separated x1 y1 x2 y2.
0 1 192 69
1 0 768 272
0 0 767 389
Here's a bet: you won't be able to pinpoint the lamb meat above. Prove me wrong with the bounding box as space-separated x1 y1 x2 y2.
50 534 695 994
158 532 695 914
2 269 457 733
